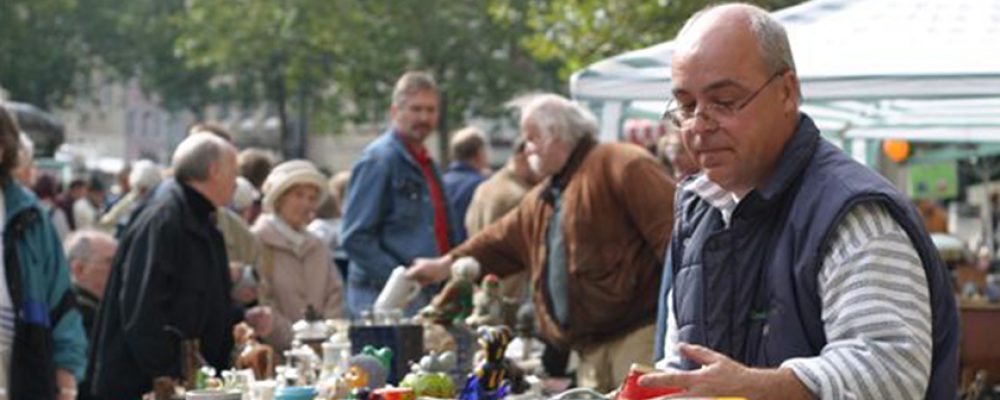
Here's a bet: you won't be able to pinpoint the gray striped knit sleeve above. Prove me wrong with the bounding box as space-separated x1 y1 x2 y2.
781 201 932 400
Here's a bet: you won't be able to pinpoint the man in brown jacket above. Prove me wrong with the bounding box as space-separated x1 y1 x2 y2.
408 94 676 391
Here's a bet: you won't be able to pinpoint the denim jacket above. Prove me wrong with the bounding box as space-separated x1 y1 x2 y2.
341 131 458 289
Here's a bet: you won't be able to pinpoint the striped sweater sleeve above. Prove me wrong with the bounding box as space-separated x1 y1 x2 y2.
782 201 932 400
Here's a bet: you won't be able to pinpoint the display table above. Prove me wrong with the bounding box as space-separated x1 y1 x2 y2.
959 300 1000 391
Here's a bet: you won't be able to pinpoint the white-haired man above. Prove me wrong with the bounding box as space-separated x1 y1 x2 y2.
87 134 272 398
640 4 957 399
408 94 677 391
65 230 117 337
65 229 116 400
98 159 162 235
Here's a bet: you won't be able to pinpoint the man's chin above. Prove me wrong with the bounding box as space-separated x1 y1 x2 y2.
410 130 433 142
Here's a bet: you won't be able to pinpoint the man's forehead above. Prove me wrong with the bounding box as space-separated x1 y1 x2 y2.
405 90 439 104
671 31 764 92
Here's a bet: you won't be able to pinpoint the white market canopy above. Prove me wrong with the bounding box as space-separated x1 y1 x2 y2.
570 0 1000 144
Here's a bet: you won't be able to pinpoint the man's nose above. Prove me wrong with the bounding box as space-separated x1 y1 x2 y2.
688 111 719 134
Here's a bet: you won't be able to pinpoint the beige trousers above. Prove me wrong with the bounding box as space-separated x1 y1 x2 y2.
575 323 657 392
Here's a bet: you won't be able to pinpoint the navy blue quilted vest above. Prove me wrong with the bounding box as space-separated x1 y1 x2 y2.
662 115 957 399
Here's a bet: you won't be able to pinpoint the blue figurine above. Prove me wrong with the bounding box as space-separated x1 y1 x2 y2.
460 326 512 400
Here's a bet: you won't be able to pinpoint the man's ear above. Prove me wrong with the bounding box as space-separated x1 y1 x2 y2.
207 160 222 180
69 261 83 278
782 71 800 114
390 103 399 120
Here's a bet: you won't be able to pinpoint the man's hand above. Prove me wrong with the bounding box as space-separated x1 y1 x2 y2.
244 306 274 337
637 343 813 400
405 255 453 286
56 368 77 400
232 285 258 305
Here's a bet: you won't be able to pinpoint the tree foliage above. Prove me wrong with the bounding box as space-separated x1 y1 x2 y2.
2 0 802 156
0 0 86 109
496 0 804 79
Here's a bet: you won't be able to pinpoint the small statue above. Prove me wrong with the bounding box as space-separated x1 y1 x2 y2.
466 275 505 327
514 302 535 361
232 322 276 380
986 274 1000 304
614 364 682 400
421 257 480 325
400 351 458 399
460 326 513 400
151 377 179 400
418 351 457 373
344 346 393 392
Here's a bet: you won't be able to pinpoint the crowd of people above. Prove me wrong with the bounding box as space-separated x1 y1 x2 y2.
0 3 960 400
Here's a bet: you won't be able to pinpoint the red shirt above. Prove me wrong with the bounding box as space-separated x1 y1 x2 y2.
399 135 451 254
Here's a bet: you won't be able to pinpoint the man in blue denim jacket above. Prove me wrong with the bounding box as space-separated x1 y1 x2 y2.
341 71 457 318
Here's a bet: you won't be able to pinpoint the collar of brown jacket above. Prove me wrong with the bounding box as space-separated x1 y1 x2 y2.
542 135 598 204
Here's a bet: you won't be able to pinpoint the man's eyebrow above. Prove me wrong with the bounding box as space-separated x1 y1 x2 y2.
703 79 746 93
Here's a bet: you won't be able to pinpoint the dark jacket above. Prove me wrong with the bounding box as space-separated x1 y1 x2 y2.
3 180 88 399
452 137 675 349
658 115 958 399
74 285 100 338
443 161 486 243
88 180 235 398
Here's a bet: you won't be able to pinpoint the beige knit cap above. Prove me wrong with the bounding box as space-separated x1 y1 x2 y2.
261 159 327 213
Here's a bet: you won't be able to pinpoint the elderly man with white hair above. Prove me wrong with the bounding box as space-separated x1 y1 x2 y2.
87 134 273 398
408 93 678 391
98 159 162 235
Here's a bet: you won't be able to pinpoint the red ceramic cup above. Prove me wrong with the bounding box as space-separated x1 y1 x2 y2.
616 364 683 400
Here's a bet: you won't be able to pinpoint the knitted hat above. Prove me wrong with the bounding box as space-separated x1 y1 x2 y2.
261 160 327 213
230 176 257 212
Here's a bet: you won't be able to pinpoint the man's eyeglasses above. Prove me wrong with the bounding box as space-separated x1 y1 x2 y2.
662 70 787 128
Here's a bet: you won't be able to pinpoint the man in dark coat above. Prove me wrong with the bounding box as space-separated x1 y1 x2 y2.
87 134 268 398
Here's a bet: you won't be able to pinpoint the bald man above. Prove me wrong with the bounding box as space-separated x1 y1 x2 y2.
645 4 957 399
87 134 270 398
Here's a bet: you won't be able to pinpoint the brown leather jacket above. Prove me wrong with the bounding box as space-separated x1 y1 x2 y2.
451 137 675 349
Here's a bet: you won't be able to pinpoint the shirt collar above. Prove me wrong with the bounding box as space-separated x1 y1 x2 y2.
180 181 216 221
683 174 740 226
394 131 430 163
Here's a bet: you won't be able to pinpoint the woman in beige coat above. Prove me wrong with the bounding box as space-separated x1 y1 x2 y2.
252 160 345 351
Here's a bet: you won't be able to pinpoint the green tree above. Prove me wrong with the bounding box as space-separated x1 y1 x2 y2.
174 0 348 157
75 0 217 113
498 0 803 80
0 0 85 109
332 0 562 161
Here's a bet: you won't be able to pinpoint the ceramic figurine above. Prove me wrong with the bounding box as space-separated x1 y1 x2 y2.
466 275 505 327
344 346 393 391
421 257 480 325
614 364 682 400
400 351 458 398
986 274 1000 303
961 281 981 300
232 322 276 380
373 387 416 400
281 343 320 387
418 351 457 373
459 326 512 400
